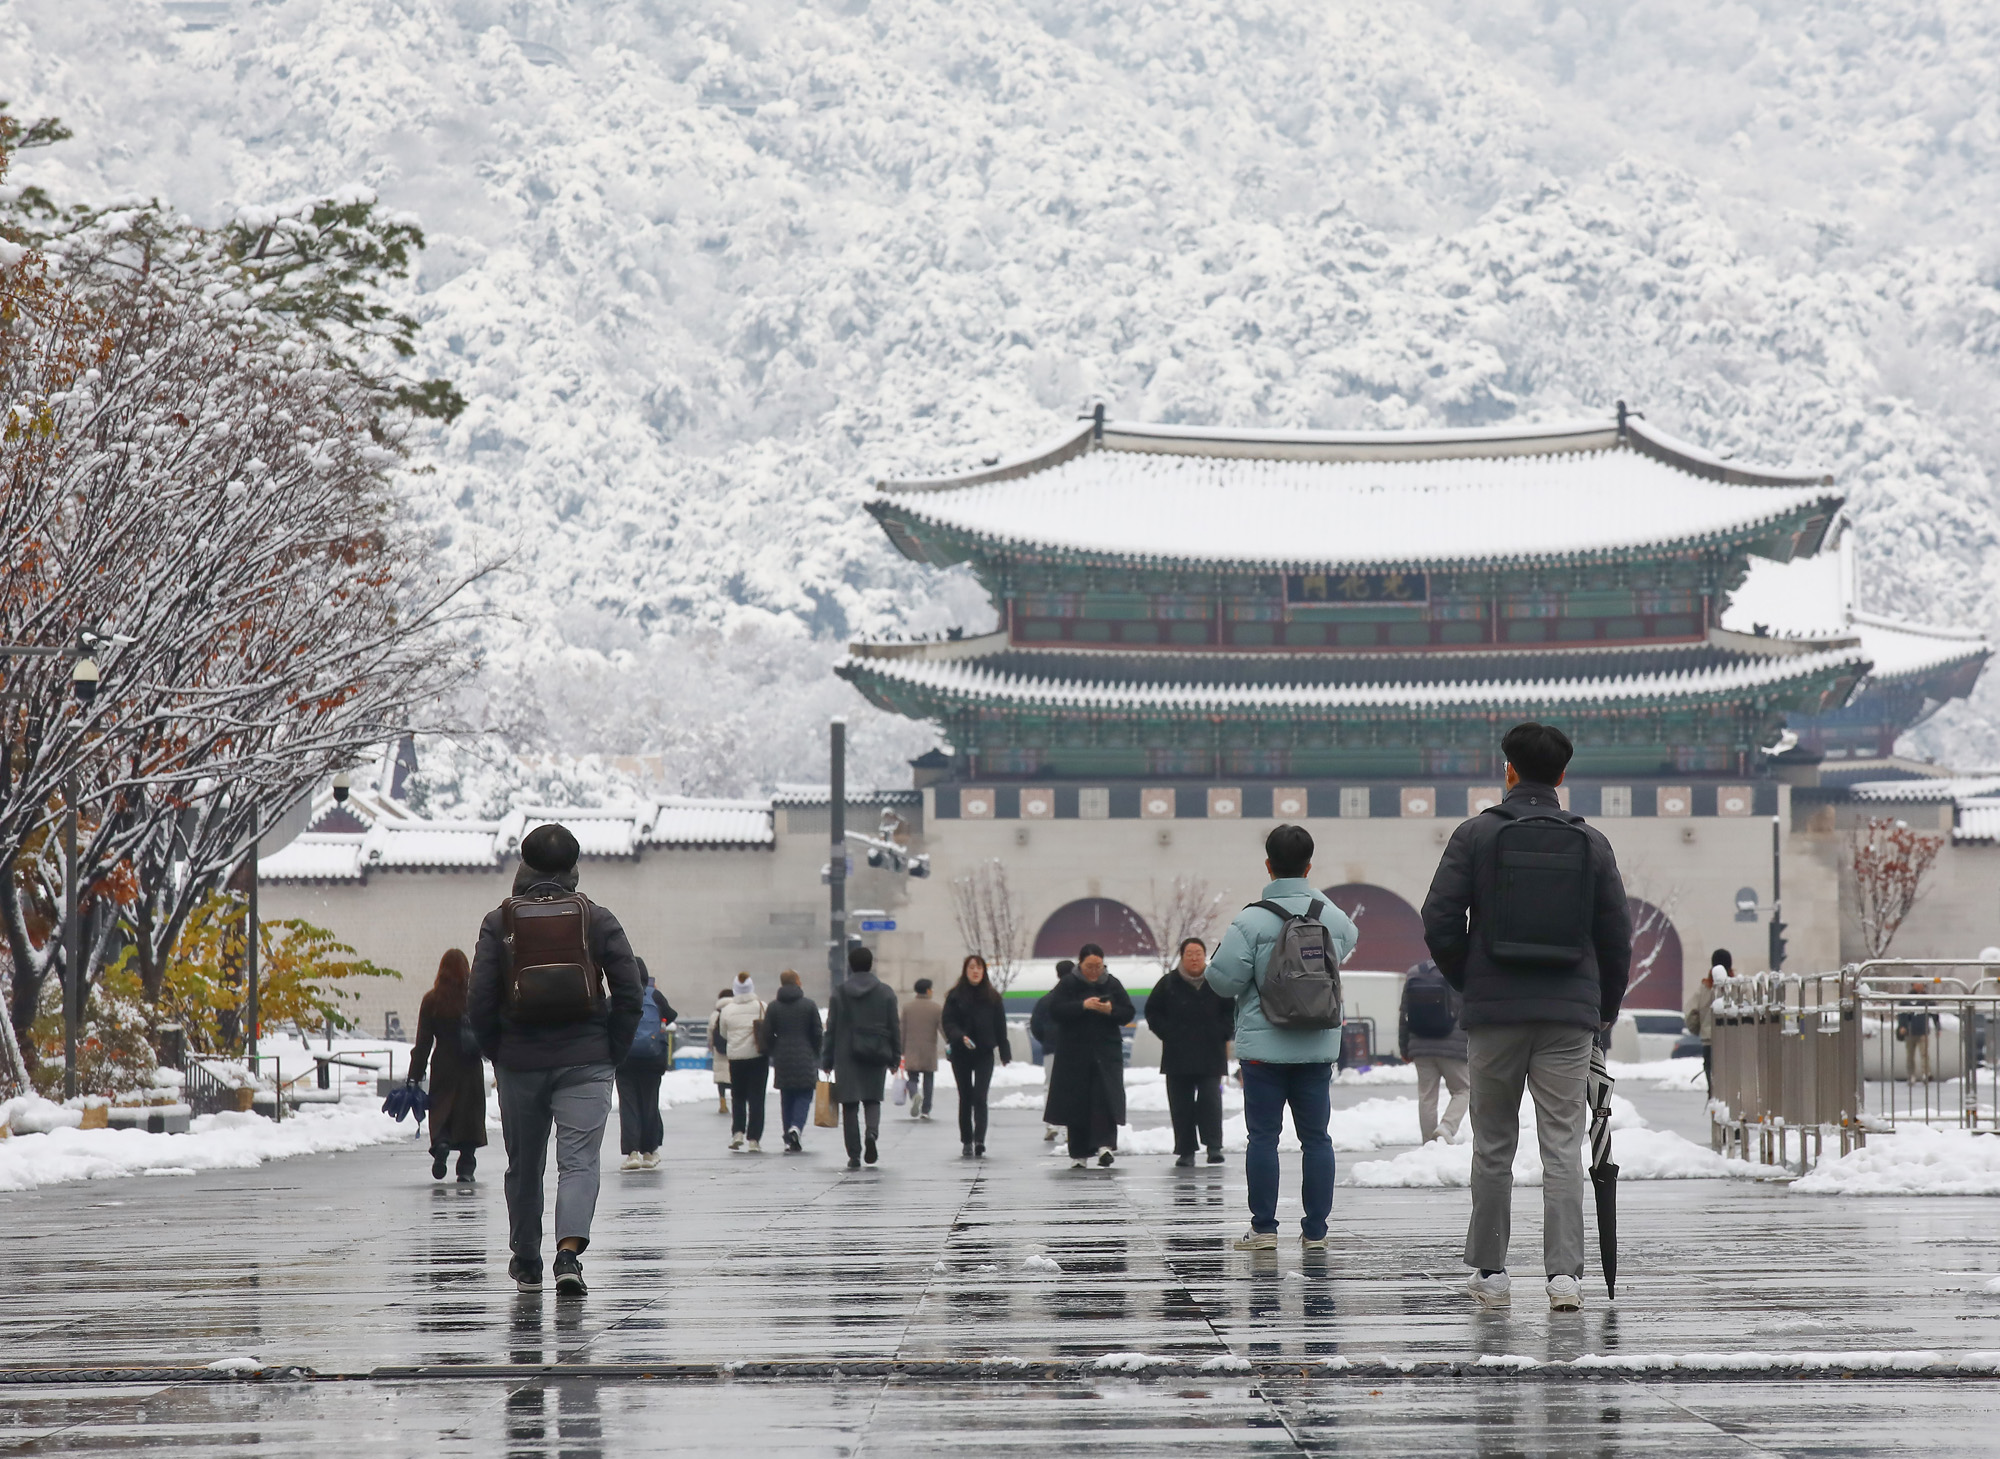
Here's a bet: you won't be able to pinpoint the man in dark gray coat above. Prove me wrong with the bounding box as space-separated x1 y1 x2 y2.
470 824 643 1297
822 946 902 1170
1421 722 1631 1314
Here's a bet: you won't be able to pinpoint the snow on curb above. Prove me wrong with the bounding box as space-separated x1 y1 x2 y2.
0 1102 408 1193
1790 1125 2000 1197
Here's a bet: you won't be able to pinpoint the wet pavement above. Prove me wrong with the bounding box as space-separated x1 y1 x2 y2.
6 1083 2000 1454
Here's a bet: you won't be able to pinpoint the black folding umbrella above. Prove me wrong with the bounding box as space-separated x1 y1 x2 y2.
382 1080 429 1127
1587 1042 1619 1299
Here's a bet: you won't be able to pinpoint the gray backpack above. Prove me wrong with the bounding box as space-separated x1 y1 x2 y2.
1248 899 1344 1031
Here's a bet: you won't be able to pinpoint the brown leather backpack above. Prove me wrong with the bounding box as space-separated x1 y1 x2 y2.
501 890 604 1025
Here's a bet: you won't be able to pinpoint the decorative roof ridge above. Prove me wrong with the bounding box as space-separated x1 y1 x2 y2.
842 644 1869 711
875 409 1831 495
1848 610 1992 647
841 631 1831 667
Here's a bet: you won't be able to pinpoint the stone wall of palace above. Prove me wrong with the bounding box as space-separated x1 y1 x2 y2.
250 778 2000 1044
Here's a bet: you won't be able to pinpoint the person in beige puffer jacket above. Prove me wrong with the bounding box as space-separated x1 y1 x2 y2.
715 973 769 1151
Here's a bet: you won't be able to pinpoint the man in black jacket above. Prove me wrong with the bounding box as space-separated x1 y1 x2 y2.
1421 723 1631 1314
470 823 644 1297
1145 938 1233 1167
1042 945 1135 1168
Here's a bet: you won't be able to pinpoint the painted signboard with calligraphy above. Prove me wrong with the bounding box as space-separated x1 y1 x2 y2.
1285 571 1430 606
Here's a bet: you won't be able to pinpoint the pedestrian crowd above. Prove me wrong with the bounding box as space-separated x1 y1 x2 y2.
402 722 1634 1314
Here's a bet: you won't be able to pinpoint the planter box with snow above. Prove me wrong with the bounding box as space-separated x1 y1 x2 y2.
106 1104 193 1135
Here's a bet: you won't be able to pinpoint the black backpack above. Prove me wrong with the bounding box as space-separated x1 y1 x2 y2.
1248 899 1344 1031
1405 977 1457 1039
1485 804 1596 967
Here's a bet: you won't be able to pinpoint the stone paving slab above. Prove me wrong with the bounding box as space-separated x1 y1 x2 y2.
6 1085 2000 1452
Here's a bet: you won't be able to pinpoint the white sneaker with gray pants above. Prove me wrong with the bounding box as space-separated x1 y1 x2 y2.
1464 1023 1593 1280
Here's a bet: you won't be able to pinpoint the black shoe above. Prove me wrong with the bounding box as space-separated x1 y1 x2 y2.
1206 1149 1225 1165
962 1142 974 1158
553 1251 587 1297
456 1153 476 1181
1175 1153 1196 1168
1098 1148 1116 1168
431 1147 448 1180
846 1156 861 1170
784 1130 802 1153
864 1135 878 1165
508 1257 543 1292
975 1144 985 1158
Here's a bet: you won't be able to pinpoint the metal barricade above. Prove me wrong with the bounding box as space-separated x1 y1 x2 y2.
1711 958 2000 1170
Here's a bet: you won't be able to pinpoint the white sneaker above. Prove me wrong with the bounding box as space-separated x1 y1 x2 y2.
746 1139 761 1153
1301 1235 1329 1251
1232 1231 1278 1251
729 1135 744 1151
643 1152 662 1169
1070 1158 1089 1169
620 1152 645 1171
1547 1275 1583 1312
1466 1271 1512 1308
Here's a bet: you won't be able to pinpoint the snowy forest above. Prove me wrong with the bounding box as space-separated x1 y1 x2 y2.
6 0 1999 807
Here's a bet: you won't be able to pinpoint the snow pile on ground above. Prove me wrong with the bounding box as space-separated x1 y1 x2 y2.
1790 1125 2000 1197
0 1102 408 1193
1348 1093 1752 1186
1606 1059 1706 1091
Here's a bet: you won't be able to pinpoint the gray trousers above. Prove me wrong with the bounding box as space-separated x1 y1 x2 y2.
1464 1024 1592 1279
495 1062 614 1262
1413 1055 1470 1143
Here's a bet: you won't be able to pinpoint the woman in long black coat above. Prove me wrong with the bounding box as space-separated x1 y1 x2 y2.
764 970 823 1153
409 948 488 1182
1041 944 1134 1168
941 954 1013 1159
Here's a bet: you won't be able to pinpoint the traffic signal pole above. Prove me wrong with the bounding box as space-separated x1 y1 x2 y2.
1768 813 1787 971
828 718 846 1000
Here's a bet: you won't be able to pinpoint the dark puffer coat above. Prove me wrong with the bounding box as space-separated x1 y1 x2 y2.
1420 781 1633 1031
822 970 902 1103
941 984 1013 1065
1040 971 1134 1128
763 983 824 1092
468 867 645 1069
1143 969 1233 1078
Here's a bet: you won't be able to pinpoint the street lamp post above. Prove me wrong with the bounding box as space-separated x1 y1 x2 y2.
828 718 846 1001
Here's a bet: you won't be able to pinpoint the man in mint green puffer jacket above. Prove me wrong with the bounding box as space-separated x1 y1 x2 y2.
1206 824 1358 1252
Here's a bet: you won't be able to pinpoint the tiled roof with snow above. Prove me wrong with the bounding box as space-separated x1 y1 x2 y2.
1955 800 2000 844
1721 550 1989 686
262 798 774 881
840 645 1866 713
873 418 1838 570
1848 777 2000 803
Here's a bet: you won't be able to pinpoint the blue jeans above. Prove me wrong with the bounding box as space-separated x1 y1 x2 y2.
1241 1060 1334 1240
779 1088 813 1134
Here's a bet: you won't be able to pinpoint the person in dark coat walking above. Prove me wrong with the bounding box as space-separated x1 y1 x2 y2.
1397 958 1469 1144
409 948 488 1182
1030 959 1075 1142
941 954 1014 1158
1420 722 1631 1314
616 960 676 1170
470 824 644 1297
764 970 823 1152
822 946 902 1170
1042 944 1134 1168
1146 938 1233 1168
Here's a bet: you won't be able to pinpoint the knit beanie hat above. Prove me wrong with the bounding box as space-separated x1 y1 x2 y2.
732 972 757 1000
521 823 580 875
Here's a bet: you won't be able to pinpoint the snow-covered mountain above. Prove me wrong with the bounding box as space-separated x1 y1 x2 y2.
8 0 1998 802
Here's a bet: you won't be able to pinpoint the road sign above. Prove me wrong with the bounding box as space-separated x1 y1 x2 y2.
859 919 896 932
